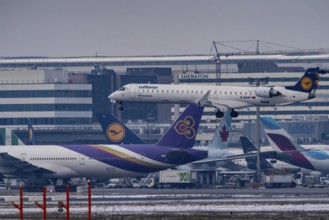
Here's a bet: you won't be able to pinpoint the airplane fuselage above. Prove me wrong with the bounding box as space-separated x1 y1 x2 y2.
190 146 304 172
0 144 207 179
109 84 311 109
284 147 329 174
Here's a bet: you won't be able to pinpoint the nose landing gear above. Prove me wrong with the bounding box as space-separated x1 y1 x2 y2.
117 102 124 111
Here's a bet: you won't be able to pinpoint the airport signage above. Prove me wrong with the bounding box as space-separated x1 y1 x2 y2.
179 73 209 80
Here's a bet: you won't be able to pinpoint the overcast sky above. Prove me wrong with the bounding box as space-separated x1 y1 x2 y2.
1 0 329 57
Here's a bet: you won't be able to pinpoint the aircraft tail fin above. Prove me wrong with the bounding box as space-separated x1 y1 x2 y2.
240 136 274 170
285 67 328 95
208 109 232 149
97 113 146 145
156 104 204 148
260 117 303 152
0 128 25 145
27 119 35 145
240 136 256 154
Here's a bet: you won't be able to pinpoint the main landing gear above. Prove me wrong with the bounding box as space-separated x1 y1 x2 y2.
216 109 239 118
117 102 124 111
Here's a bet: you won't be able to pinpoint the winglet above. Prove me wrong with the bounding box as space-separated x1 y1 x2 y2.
156 104 204 148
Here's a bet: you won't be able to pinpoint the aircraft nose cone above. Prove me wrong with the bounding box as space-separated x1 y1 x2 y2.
108 92 118 103
108 91 118 99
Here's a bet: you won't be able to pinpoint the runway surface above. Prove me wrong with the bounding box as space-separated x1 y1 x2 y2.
1 187 329 219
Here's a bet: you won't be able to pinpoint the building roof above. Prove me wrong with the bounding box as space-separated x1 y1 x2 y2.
1 52 329 68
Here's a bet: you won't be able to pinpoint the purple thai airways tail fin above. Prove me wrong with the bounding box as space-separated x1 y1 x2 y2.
156 104 204 148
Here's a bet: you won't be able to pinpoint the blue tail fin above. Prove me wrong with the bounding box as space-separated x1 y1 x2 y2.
285 67 328 93
208 109 232 149
27 118 35 145
97 113 146 145
240 136 256 154
240 136 273 170
156 104 204 148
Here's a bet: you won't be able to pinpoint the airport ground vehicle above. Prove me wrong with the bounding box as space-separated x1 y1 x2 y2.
216 171 257 188
107 178 126 188
263 169 297 188
157 170 199 189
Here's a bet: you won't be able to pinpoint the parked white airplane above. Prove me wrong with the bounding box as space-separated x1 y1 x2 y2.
109 67 328 117
0 104 207 187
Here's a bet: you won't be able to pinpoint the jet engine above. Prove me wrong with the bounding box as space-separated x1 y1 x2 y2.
255 87 281 98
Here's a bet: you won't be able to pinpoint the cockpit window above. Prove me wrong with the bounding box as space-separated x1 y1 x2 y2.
119 87 126 91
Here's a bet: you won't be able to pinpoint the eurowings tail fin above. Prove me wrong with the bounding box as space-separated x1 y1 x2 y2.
260 117 303 152
97 113 146 145
156 104 204 148
285 67 328 95
208 109 232 149
260 117 317 170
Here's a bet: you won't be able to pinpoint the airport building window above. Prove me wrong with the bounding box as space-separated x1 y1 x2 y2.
0 104 92 112
0 90 91 98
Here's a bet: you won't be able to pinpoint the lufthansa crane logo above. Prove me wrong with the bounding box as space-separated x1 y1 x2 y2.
300 77 313 90
173 116 196 139
106 123 125 142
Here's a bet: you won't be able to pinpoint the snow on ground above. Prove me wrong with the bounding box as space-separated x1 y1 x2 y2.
1 199 329 215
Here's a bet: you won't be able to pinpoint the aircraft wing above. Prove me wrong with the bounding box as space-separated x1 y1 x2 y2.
192 148 314 166
191 152 260 165
165 149 199 163
0 153 55 177
211 100 251 110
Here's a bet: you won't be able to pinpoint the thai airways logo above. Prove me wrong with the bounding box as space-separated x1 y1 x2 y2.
106 123 125 142
300 76 313 90
173 116 196 139
219 125 229 142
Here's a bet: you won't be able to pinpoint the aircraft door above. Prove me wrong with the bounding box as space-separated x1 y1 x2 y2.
138 153 145 163
79 155 85 165
20 153 27 161
128 84 138 100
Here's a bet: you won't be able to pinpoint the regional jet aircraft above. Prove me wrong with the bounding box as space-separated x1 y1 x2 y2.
0 104 207 187
109 67 328 118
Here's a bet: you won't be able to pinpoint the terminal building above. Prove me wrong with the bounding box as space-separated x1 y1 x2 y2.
0 50 329 145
